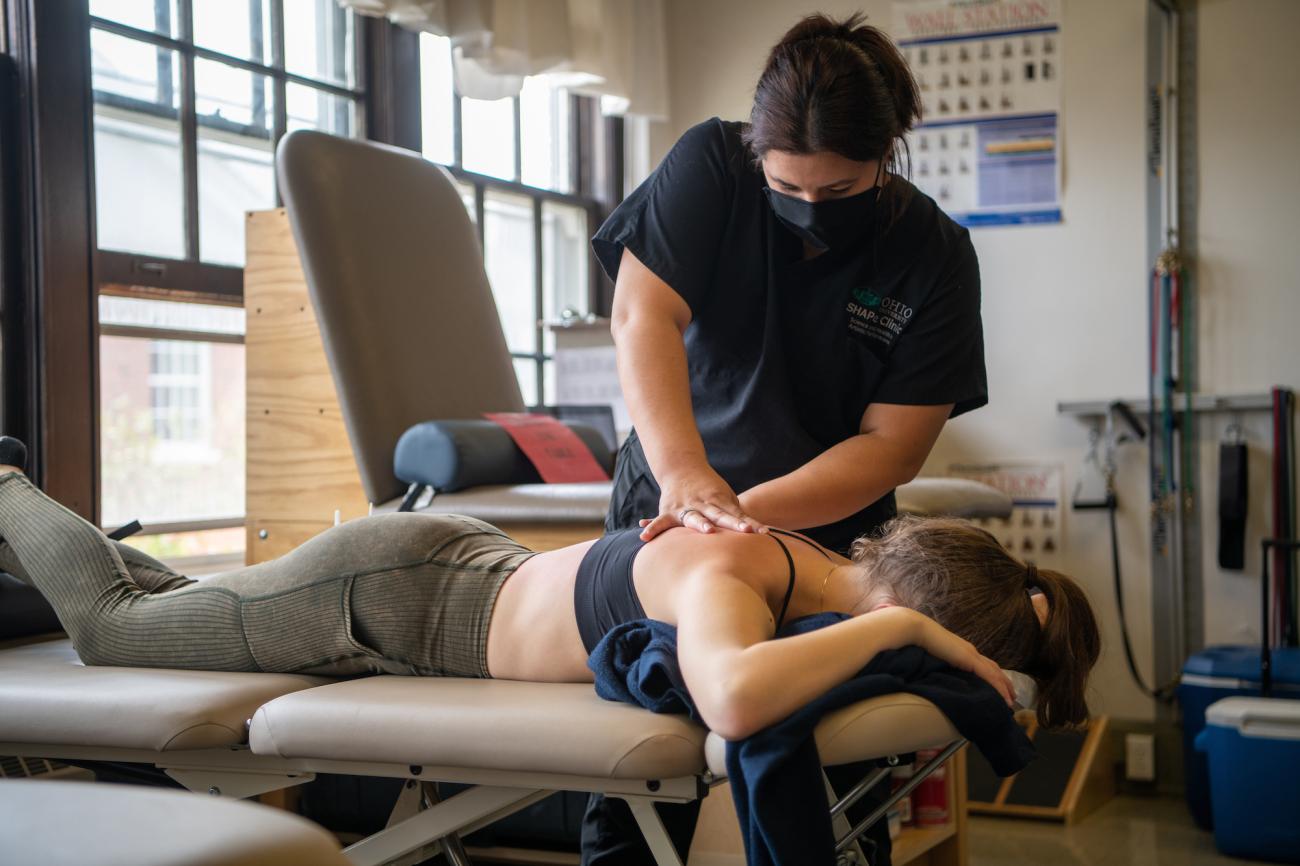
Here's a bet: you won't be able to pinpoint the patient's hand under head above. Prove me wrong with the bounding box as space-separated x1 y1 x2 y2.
850 516 1101 729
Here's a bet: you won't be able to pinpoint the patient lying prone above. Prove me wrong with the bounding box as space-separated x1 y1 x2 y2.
0 434 1099 739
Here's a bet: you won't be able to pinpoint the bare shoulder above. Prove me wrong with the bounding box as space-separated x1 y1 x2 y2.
634 528 789 596
644 525 788 560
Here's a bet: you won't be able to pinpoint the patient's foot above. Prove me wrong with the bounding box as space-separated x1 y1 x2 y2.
0 436 28 475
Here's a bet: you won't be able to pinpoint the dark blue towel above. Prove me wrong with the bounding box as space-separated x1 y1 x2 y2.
588 613 1036 866
588 617 703 723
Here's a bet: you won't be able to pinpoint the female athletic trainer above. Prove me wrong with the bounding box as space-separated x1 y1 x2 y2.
0 441 1097 743
599 13 983 552
589 12 986 862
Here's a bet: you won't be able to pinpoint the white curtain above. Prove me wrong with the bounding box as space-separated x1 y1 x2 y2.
341 0 669 119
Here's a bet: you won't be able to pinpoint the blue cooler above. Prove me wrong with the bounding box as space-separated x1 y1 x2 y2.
1195 698 1300 863
1179 646 1300 828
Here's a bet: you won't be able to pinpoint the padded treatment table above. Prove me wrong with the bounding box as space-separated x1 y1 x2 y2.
895 477 1015 520
381 475 1013 527
0 639 326 754
0 633 1030 866
377 481 612 525
0 475 1015 865
0 778 349 866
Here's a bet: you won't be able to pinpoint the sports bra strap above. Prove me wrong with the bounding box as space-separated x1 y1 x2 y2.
766 528 835 631
768 528 834 560
768 533 797 631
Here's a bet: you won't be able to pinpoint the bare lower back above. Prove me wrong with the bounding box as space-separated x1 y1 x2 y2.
485 538 598 681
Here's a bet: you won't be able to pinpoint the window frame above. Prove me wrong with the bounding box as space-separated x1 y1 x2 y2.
90 1 367 301
424 57 623 406
86 1 368 538
4 0 622 534
98 293 248 531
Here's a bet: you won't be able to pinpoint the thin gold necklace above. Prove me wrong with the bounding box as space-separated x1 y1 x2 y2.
818 564 837 612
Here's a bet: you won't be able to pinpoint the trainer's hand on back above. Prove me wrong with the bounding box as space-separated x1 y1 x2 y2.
637 465 766 541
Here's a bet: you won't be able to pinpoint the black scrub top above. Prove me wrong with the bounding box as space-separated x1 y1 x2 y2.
594 118 986 554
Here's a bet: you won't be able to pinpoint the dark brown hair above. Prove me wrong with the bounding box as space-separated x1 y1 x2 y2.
742 13 922 180
852 516 1102 729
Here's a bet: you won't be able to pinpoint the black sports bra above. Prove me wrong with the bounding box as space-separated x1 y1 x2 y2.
572 528 832 654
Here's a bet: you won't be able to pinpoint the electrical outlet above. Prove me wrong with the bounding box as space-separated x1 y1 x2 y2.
1125 733 1156 782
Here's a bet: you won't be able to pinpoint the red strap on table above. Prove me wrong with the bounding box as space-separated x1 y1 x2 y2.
484 412 610 484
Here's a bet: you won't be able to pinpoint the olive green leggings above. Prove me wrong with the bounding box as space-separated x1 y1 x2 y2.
0 472 534 677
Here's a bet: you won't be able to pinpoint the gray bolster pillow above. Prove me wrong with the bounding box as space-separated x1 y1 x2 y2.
393 419 614 493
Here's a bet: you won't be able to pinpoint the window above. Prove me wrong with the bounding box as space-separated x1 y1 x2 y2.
149 341 208 442
99 296 245 530
89 0 363 556
90 0 361 269
418 34 609 407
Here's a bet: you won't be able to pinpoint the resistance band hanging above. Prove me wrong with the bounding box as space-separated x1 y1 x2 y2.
1149 248 1185 555
1074 403 1177 701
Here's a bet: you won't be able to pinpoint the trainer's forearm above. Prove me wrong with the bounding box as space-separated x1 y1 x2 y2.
739 433 921 529
611 316 708 482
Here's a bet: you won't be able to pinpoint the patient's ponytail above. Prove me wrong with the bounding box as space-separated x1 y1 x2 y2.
853 516 1101 729
1026 568 1101 729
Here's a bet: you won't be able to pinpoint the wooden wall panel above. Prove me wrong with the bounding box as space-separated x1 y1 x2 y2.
245 209 369 563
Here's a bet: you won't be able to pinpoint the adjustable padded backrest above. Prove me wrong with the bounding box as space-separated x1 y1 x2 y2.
276 131 525 505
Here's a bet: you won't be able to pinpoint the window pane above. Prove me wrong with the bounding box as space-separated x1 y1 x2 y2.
514 358 539 408
90 0 178 37
542 202 590 354
100 315 245 527
195 57 274 130
283 0 356 87
419 33 455 165
92 28 178 107
287 83 355 136
454 180 477 228
196 58 275 266
193 0 272 63
92 31 185 258
542 359 556 408
100 295 245 335
128 527 245 571
461 96 516 180
483 190 536 353
520 77 571 192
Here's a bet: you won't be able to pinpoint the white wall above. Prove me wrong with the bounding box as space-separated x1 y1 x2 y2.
1194 0 1300 649
651 0 1300 721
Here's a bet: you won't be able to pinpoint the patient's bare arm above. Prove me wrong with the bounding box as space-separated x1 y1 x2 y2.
671 568 1013 740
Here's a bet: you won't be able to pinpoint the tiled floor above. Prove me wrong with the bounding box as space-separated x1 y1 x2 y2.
968 796 1265 866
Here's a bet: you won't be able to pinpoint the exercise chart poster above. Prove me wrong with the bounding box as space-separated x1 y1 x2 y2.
949 461 1064 565
893 0 1064 226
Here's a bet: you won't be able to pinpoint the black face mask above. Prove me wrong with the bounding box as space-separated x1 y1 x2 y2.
763 186 880 251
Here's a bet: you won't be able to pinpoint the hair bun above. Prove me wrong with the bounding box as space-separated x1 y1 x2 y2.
775 11 860 48
745 13 922 178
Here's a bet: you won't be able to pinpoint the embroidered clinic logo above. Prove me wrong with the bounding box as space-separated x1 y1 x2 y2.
852 287 882 308
846 286 913 346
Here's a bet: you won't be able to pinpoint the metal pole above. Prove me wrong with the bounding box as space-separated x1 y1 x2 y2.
835 741 965 855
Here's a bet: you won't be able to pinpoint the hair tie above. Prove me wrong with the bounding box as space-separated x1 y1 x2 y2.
1025 562 1041 596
